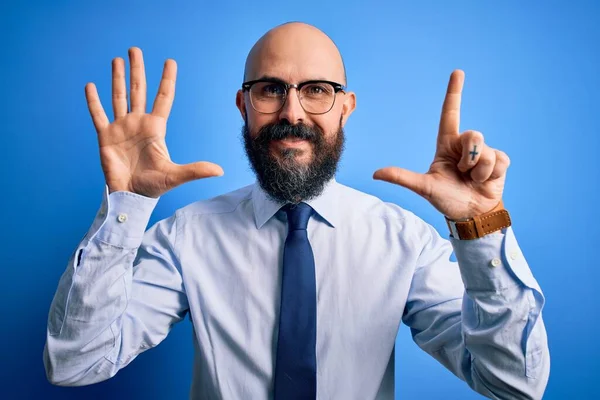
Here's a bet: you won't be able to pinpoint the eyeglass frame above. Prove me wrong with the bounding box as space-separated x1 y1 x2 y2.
241 77 347 115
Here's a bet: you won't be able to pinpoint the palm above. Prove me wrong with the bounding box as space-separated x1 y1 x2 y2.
85 47 223 198
98 113 170 197
373 70 510 220
423 153 505 219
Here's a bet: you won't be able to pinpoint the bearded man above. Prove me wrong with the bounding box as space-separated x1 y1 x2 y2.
44 22 549 400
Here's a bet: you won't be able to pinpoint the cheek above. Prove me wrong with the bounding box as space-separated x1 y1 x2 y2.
314 115 341 140
246 113 277 138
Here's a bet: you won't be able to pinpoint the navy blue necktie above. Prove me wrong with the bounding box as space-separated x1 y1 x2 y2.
274 202 317 399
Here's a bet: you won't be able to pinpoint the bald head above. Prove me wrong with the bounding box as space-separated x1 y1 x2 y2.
237 23 357 203
243 22 347 85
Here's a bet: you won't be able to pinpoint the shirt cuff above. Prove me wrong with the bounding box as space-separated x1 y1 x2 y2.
83 185 160 249
449 227 543 296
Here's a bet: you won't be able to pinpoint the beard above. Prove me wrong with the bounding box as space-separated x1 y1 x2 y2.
241 117 345 204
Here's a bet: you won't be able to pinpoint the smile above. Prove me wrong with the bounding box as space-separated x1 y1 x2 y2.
272 138 309 147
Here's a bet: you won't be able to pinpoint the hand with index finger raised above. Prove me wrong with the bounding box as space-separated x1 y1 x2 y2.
373 70 510 220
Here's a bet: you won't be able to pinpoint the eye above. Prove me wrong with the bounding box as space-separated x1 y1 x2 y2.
261 83 285 96
302 83 333 97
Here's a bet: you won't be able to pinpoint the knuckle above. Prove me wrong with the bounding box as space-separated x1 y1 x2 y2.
471 130 484 142
157 84 173 98
130 81 143 92
467 130 483 142
156 91 169 101
497 150 510 166
462 130 483 142
480 157 494 166
470 167 489 182
162 77 175 88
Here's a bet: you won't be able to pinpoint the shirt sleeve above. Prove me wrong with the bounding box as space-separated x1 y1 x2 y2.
401 215 550 399
43 186 189 386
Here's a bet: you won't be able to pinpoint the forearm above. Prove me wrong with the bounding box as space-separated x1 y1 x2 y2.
404 219 549 400
450 228 549 399
424 282 549 399
44 187 159 386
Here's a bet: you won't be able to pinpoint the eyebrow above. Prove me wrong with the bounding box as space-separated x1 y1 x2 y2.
253 75 334 84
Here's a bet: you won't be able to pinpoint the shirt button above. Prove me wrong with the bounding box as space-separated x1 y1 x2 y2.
117 213 128 223
490 258 501 267
509 251 519 260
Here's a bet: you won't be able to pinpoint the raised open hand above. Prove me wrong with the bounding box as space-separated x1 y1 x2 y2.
85 47 224 198
373 70 510 220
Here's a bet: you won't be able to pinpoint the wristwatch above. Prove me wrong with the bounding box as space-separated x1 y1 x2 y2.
445 200 512 240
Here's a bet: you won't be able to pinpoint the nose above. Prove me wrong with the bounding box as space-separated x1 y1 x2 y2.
278 87 306 125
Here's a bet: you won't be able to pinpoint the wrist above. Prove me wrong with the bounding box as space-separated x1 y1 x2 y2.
445 200 505 222
445 200 511 240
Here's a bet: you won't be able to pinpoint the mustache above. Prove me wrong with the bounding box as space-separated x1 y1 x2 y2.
254 121 321 144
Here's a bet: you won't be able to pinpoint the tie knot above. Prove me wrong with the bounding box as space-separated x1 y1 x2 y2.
283 202 313 231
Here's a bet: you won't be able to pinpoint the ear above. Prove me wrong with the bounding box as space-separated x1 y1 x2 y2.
340 91 356 127
236 89 246 120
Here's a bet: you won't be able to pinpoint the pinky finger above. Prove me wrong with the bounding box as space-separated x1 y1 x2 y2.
85 83 110 133
489 150 511 180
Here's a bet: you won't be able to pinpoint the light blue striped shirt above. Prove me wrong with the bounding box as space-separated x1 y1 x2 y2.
44 177 549 399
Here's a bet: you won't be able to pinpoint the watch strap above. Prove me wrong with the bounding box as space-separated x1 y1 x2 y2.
445 201 511 240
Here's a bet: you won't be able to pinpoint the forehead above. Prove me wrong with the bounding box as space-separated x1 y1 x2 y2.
245 31 345 83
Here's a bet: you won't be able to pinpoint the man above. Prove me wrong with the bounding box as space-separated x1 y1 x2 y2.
44 22 549 399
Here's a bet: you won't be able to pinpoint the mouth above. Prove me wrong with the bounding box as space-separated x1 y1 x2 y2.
272 138 309 147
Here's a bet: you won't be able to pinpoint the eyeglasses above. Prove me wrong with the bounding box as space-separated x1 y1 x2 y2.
242 78 347 115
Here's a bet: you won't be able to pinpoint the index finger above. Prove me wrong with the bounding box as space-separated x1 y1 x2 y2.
85 82 109 133
151 59 177 119
438 69 465 138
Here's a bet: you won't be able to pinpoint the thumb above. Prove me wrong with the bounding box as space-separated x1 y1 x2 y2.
168 161 224 187
373 167 429 197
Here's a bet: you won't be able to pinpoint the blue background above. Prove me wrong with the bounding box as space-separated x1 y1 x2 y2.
1 0 598 398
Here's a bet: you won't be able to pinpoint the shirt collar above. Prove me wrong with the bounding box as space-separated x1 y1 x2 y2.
252 177 340 229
